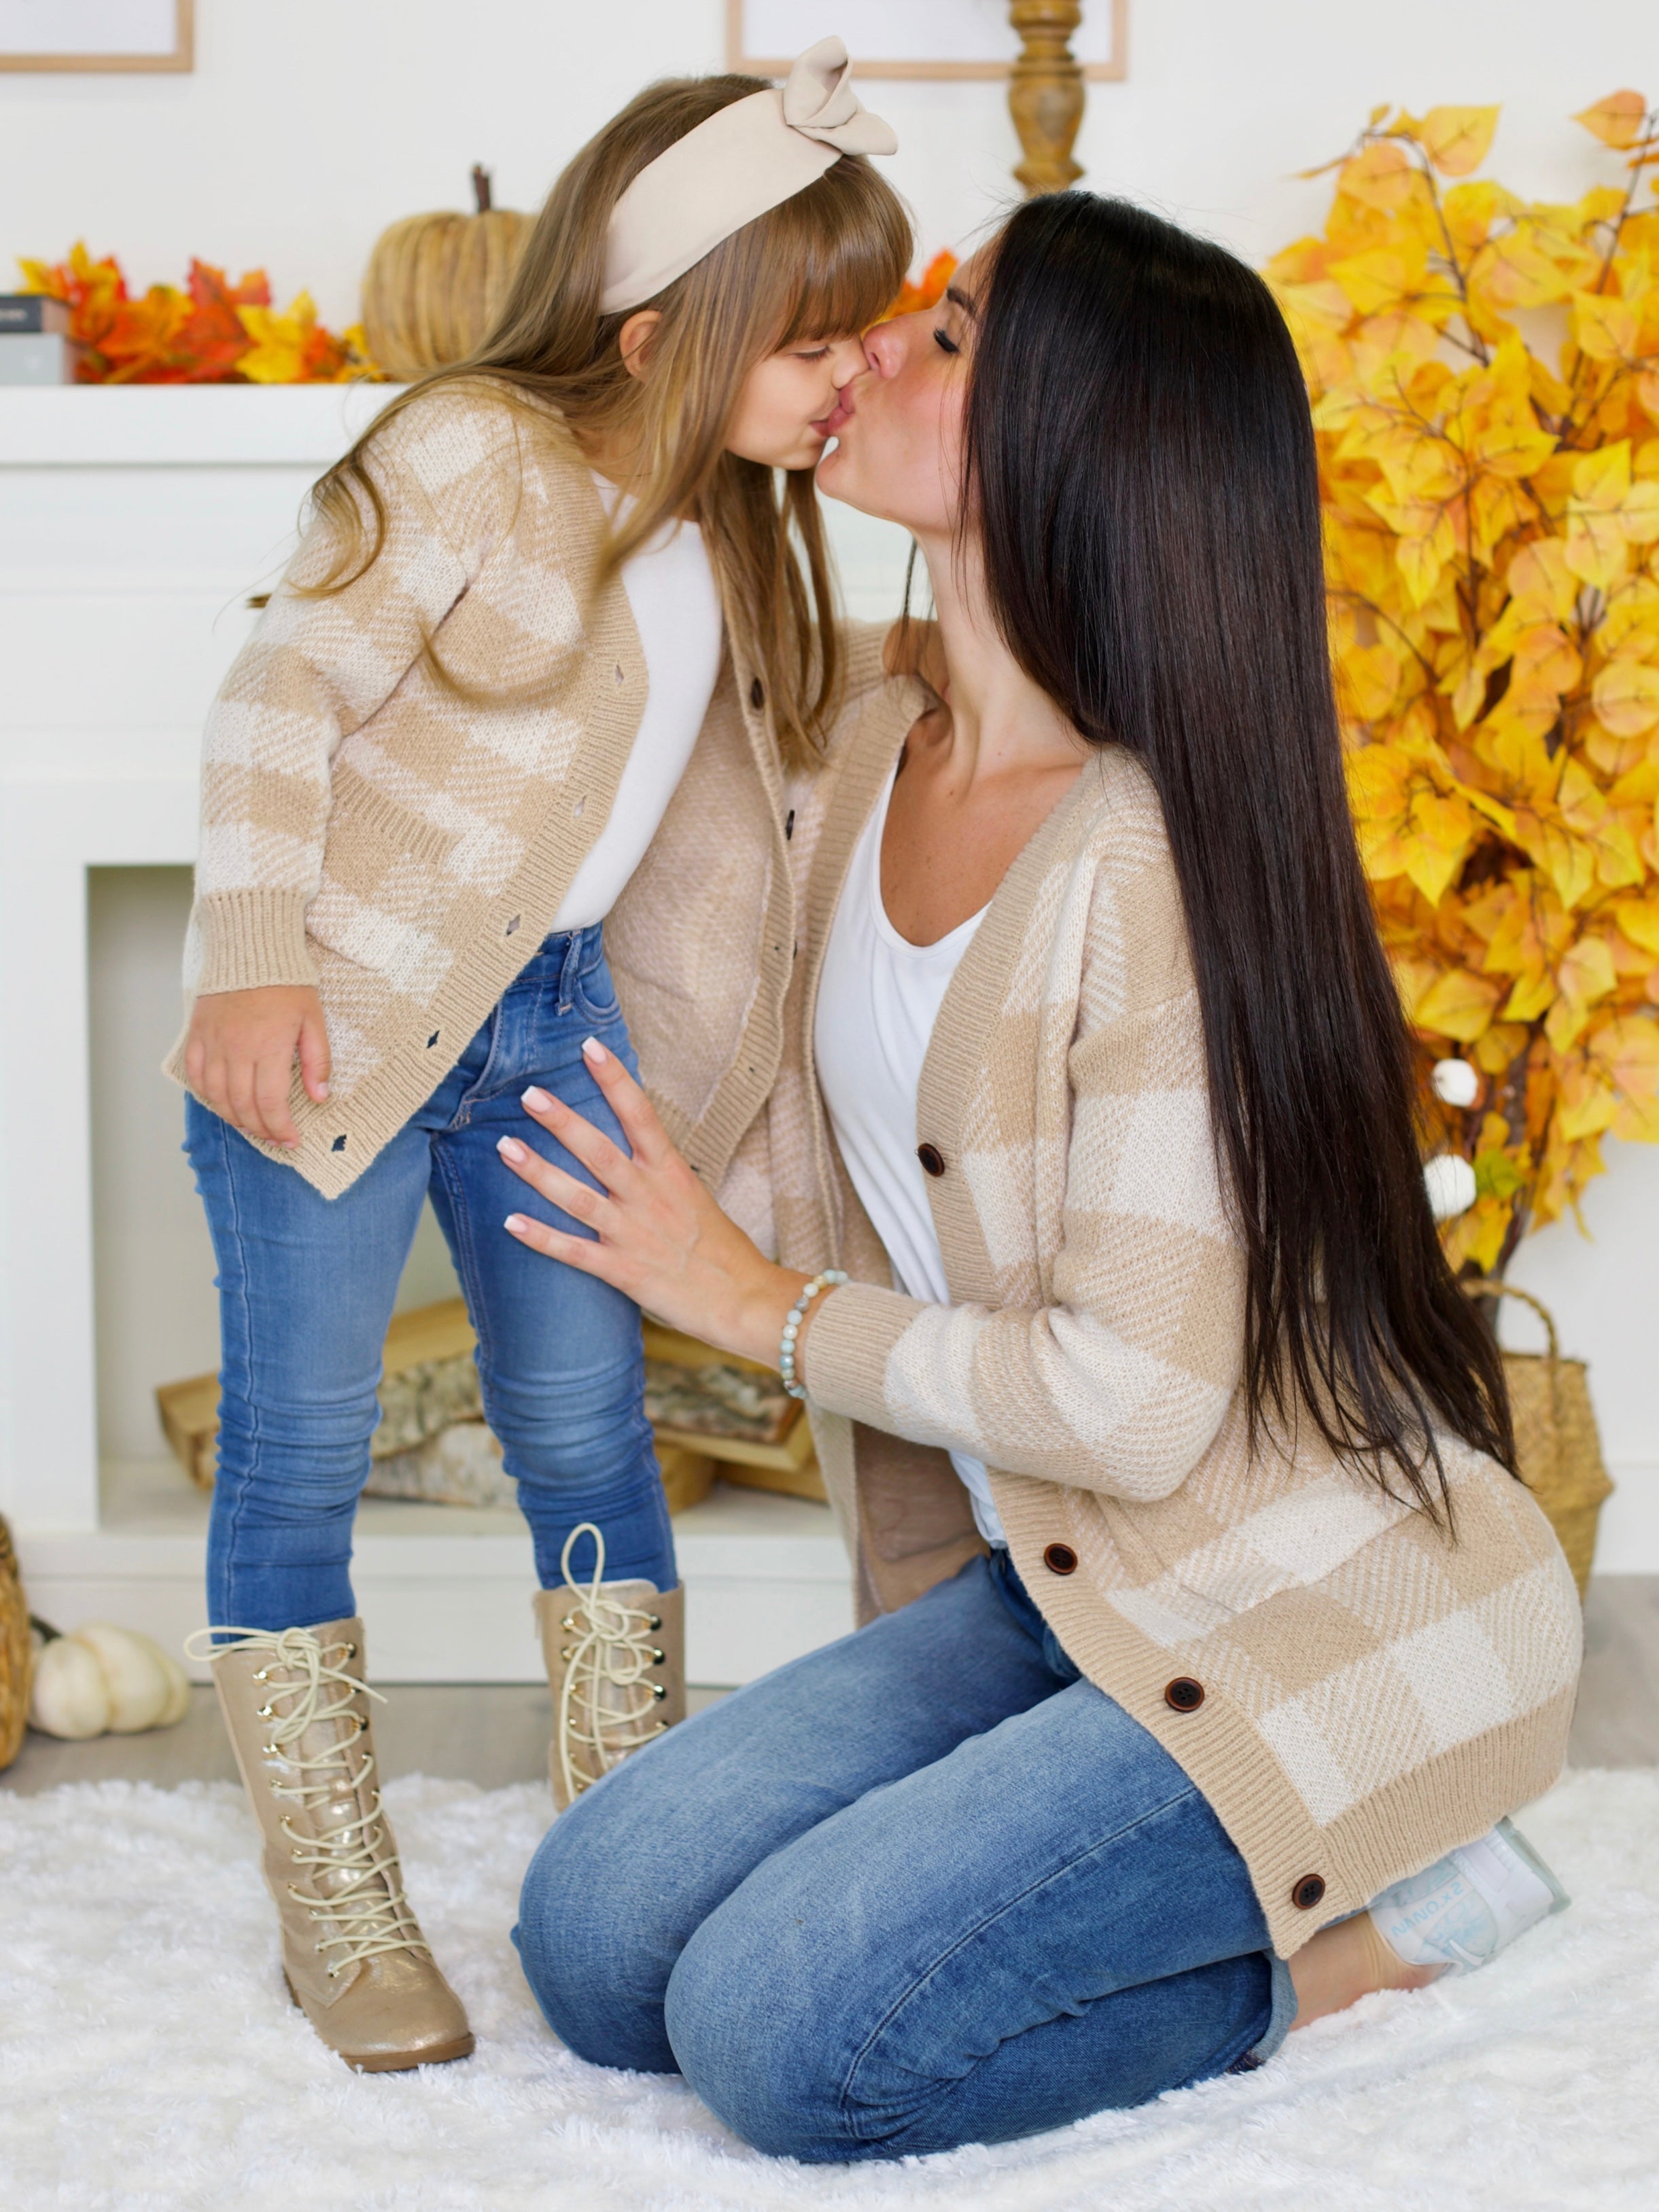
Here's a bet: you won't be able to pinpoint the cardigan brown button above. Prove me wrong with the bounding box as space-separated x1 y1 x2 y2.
1164 1676 1205 1713
1291 1873 1327 1912
917 1142 945 1178
750 676 765 709
1042 1543 1078 1575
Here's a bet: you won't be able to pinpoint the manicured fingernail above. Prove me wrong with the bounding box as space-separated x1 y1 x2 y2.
497 1136 527 1163
582 1036 608 1063
504 1214 529 1234
523 1087 553 1110
315 1083 329 1099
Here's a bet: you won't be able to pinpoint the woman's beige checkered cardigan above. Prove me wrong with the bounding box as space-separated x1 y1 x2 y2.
769 675 1581 1957
164 383 884 1200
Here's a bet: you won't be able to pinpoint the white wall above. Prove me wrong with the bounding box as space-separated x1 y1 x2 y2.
8 0 1658 1565
3 3 1655 326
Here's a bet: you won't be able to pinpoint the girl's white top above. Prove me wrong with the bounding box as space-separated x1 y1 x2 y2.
814 763 1005 1547
551 480 724 932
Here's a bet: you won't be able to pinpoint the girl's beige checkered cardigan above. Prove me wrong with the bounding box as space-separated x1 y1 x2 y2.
166 384 886 1201
769 677 1581 1958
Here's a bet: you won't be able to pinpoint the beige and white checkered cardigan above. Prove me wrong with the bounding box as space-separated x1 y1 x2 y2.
165 383 877 1200
769 678 1581 1956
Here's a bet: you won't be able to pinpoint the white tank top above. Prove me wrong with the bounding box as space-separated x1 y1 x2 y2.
814 763 1006 1547
551 479 724 932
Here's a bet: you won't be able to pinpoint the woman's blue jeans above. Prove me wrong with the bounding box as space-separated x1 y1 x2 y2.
186 924 674 1632
515 1551 1295 2161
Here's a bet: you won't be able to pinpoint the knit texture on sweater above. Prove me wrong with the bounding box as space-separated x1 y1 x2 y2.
165 383 841 1199
774 684 1581 1957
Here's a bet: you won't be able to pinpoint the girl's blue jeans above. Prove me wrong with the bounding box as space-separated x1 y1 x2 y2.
185 924 675 1632
514 1549 1295 2162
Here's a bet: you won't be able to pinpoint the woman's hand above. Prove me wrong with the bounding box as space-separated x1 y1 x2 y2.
499 1038 812 1369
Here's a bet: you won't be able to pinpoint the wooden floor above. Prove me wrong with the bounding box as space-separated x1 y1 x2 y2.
5 1579 1656 1797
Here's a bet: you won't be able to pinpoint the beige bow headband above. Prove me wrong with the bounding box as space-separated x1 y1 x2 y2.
601 36 898 316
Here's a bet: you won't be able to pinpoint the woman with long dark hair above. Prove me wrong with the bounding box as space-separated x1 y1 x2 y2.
496 194 1580 2157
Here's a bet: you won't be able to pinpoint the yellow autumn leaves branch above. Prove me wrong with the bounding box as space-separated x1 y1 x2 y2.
1269 94 1659 1273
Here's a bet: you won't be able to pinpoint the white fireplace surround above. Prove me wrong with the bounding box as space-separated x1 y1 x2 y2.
1 387 1654 1687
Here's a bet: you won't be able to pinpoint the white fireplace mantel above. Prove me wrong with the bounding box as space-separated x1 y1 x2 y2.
0 382 402 468
3 390 374 1530
2 389 396 1528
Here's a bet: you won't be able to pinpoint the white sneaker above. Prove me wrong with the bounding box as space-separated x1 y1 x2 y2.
1367 1819 1569 1976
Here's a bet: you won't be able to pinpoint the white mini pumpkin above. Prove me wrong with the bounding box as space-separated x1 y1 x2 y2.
27 1619 191 1740
1423 1152 1478 1223
27 1628 111 1738
1431 1057 1481 1108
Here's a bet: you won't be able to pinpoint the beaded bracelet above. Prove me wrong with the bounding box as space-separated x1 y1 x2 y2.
779 1269 848 1401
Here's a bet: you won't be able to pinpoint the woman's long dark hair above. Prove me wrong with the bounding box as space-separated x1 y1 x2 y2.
965 192 1513 1517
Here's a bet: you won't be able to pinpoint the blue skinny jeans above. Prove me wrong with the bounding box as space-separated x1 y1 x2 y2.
186 925 674 1632
515 1549 1295 2162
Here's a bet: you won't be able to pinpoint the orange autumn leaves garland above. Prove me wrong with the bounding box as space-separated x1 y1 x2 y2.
20 240 962 383
1268 93 1659 1276
890 248 957 319
17 243 380 383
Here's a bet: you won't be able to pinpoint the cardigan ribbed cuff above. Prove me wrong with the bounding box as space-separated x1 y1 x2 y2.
800 1280 924 1426
192 890 319 996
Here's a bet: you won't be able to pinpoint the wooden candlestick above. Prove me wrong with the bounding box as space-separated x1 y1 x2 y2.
1009 1 1085 196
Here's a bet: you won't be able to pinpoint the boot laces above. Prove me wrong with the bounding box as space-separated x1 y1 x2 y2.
188 1625 430 1974
555 1524 667 1806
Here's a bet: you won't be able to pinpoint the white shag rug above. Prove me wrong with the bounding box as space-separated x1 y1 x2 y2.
1 1768 1654 2212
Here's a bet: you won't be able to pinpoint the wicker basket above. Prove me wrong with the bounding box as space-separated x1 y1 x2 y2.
0 1511 30 1771
1469 1281 1613 1600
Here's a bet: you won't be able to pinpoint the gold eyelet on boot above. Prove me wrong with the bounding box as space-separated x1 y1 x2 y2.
543 1535 686 1813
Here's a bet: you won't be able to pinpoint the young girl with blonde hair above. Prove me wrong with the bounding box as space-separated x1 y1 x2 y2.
173 39 908 2073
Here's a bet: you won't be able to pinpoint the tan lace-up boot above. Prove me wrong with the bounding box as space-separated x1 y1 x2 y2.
189 1619 474 2071
534 1522 685 1812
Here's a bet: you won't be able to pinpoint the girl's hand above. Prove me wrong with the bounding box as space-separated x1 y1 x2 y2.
498 1038 812 1369
185 984 331 1148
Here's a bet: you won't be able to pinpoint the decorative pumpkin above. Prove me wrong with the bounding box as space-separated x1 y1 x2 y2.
1424 1154 1478 1223
360 165 532 381
27 1618 190 1741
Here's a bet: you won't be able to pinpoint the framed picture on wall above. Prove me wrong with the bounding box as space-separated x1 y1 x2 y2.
0 0 193 72
728 0 1126 82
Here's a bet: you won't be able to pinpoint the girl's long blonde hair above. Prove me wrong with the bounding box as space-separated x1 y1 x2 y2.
307 75 911 762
